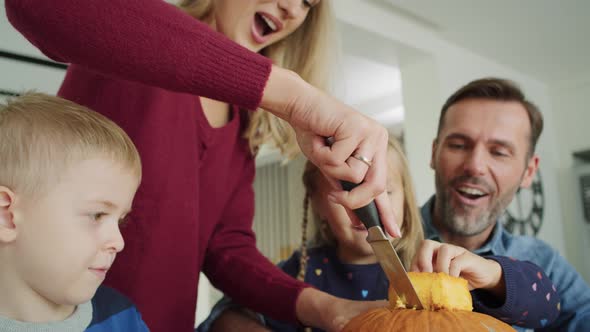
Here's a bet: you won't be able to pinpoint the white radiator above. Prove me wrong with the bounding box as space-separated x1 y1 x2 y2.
253 158 306 262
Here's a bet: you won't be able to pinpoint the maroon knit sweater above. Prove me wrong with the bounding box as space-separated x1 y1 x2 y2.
6 1 307 331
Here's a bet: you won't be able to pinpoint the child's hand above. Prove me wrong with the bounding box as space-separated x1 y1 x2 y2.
296 288 387 332
410 240 505 297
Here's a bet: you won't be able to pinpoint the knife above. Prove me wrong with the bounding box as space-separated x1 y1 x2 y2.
340 180 423 310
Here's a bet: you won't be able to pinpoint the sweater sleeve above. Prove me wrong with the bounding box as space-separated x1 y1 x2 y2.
202 159 308 324
472 256 561 329
5 0 271 110
196 252 303 332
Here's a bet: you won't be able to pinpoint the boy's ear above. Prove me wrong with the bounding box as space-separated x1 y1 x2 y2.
0 186 17 243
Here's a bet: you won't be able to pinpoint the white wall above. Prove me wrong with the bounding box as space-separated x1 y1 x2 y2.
0 4 66 96
552 78 590 282
552 77 590 168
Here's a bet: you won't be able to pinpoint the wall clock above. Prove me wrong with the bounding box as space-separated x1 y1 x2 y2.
503 170 544 236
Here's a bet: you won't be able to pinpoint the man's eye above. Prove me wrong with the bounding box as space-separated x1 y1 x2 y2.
449 143 465 149
492 150 509 157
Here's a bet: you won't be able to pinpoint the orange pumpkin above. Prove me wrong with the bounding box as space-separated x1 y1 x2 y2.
343 272 515 332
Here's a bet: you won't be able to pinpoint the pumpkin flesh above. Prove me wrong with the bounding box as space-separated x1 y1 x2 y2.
343 272 515 332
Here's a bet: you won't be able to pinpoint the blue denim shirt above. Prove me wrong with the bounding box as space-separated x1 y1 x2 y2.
422 196 590 332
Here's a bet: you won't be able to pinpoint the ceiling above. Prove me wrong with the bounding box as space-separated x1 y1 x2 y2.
378 0 590 84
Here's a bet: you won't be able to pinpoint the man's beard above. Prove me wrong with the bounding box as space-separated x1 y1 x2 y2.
434 173 519 237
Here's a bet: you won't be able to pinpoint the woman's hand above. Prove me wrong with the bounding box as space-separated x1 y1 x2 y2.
410 240 506 298
262 66 401 238
296 288 387 332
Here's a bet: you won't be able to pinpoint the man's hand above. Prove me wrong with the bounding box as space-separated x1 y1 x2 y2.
410 240 506 299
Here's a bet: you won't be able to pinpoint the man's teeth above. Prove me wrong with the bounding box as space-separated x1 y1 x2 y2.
458 187 485 196
261 15 277 32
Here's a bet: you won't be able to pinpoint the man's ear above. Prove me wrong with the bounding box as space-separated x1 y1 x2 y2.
0 186 17 243
430 139 438 170
520 154 540 188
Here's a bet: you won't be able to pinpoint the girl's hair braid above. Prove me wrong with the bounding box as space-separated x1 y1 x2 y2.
297 190 311 281
299 191 314 332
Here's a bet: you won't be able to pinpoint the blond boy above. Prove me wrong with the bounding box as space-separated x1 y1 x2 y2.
0 93 148 331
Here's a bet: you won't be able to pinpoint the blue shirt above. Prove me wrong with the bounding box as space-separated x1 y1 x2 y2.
86 286 149 332
422 195 590 331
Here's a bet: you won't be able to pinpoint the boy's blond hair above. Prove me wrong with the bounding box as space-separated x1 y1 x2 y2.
0 92 142 199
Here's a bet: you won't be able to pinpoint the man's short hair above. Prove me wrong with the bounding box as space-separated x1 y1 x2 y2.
436 78 544 157
0 92 141 199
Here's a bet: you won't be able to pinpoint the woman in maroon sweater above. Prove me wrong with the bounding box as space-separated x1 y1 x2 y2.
6 1 401 331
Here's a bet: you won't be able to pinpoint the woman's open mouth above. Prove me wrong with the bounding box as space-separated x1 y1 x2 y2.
252 12 281 43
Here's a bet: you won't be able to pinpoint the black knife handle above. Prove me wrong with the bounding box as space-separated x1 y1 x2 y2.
340 180 383 230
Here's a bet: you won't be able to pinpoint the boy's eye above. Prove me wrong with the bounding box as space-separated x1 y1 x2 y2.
90 212 107 222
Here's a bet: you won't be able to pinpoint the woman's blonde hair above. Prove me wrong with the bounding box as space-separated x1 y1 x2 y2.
178 0 336 159
297 137 425 281
0 92 142 200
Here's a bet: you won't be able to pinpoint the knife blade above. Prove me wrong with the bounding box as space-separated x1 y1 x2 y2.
340 180 423 309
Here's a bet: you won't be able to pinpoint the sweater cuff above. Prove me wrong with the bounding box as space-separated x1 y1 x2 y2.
250 277 310 324
471 256 516 320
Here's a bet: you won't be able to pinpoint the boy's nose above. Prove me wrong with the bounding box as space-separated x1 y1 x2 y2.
106 224 125 253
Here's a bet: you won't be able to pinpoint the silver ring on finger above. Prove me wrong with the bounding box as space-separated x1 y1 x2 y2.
352 153 372 167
